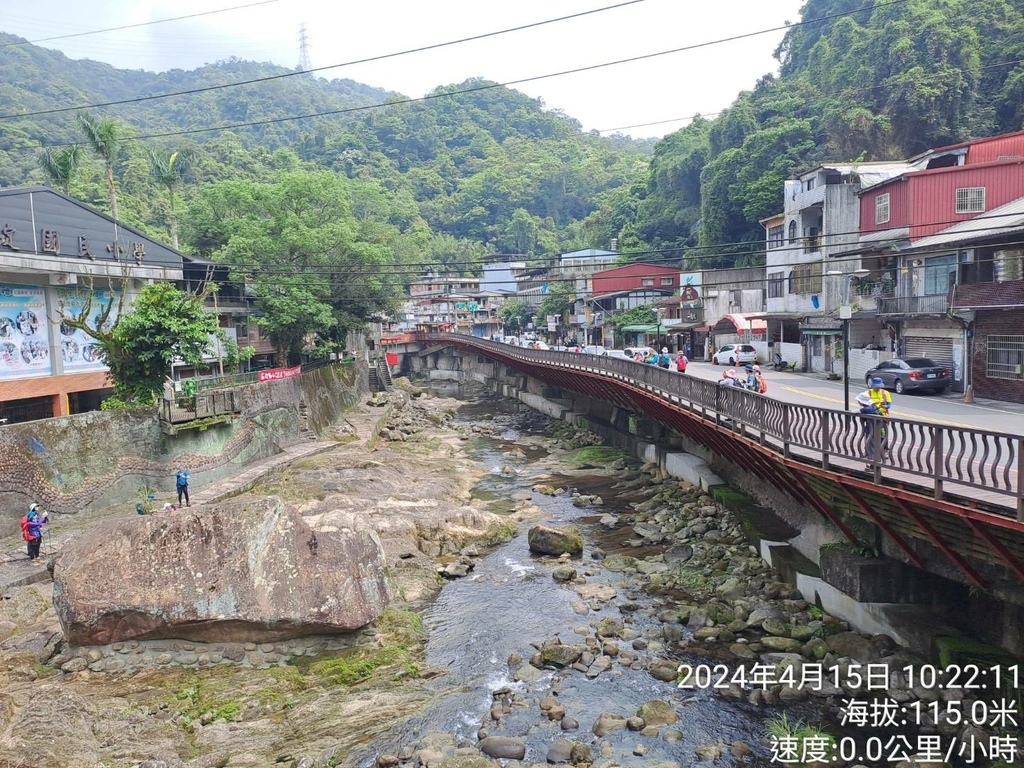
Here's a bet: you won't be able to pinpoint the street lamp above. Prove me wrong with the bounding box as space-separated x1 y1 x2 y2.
826 268 870 411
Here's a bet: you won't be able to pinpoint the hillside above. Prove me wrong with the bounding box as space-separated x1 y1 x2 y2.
0 34 651 263
621 0 1024 265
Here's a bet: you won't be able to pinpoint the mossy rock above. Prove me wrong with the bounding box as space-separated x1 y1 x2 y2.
571 446 627 467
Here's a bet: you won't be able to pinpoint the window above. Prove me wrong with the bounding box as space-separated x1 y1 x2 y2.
235 318 249 339
923 254 957 295
660 277 673 286
803 178 815 192
956 187 986 214
768 272 785 298
987 335 1024 380
788 220 797 243
875 193 890 224
768 225 784 249
791 263 823 294
642 278 654 286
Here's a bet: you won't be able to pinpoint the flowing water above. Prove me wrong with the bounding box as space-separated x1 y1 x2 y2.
353 385 816 766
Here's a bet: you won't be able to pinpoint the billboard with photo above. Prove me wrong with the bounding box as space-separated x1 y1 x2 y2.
0 283 51 378
679 272 703 309
55 286 120 373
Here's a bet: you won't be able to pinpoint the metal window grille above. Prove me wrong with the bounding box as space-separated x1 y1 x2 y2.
955 187 986 214
986 335 1024 380
875 193 890 224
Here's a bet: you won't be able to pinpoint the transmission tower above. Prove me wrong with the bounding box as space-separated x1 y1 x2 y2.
297 23 311 72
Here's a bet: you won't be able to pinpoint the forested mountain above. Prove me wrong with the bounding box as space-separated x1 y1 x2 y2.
621 0 1024 267
3 0 1024 281
0 32 650 266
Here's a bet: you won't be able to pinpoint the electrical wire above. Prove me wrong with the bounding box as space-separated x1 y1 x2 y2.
0 0 643 121
0 0 282 49
0 0 911 152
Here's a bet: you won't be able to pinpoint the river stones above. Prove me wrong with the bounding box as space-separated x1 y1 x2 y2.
592 711 628 736
540 638 585 667
546 738 573 763
637 699 678 725
477 736 525 760
527 524 583 556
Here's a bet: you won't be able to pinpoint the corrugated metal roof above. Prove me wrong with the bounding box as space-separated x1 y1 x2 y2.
859 227 910 244
908 196 1024 251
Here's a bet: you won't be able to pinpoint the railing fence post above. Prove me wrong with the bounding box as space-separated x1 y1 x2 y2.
782 405 791 458
1017 436 1024 523
821 410 831 470
932 427 944 501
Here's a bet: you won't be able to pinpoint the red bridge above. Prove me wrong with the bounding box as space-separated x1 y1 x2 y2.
388 333 1024 600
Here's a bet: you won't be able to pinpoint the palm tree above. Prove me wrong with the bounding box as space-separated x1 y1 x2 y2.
148 147 197 249
38 145 83 194
77 112 123 219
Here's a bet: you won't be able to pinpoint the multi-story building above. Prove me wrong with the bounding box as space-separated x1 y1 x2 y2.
0 186 184 422
762 162 910 375
855 131 1024 394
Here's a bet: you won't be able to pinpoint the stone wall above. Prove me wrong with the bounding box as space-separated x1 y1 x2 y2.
0 360 367 535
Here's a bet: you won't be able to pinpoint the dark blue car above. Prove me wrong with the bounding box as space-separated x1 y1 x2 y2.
864 357 951 394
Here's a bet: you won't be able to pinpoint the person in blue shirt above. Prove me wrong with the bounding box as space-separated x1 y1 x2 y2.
23 503 48 560
175 469 191 507
743 364 758 391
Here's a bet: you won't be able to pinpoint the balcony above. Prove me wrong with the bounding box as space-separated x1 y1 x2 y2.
877 294 949 316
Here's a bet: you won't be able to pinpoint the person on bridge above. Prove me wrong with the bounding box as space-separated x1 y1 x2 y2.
675 352 688 373
855 385 891 468
718 369 740 387
867 376 892 416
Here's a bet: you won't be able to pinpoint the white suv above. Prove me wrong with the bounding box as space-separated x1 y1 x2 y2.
712 344 757 365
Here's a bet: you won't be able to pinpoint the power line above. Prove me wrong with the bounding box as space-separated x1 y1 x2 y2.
0 1 643 121
0 0 281 49
0 0 910 151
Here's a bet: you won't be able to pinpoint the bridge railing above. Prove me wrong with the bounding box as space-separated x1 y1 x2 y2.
423 333 1024 519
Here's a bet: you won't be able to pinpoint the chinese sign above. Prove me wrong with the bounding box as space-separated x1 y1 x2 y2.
56 286 120 373
258 365 302 382
0 283 51 378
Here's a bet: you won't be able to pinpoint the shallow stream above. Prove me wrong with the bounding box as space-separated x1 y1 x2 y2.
352 385 806 766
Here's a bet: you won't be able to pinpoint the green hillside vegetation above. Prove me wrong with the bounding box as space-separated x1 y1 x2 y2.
615 0 1024 267
2 0 1024 305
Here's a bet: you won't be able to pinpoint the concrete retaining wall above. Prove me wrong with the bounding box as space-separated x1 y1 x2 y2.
0 361 367 535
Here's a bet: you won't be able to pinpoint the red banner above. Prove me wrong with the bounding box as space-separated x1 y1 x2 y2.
258 365 302 382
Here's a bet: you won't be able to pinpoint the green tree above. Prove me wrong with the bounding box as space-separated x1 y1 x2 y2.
608 304 657 331
537 282 576 328
497 299 532 333
184 170 405 362
148 147 197 249
77 112 127 219
58 282 219 405
38 145 83 194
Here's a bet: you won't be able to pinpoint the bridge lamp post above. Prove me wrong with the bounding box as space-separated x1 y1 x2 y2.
826 268 870 412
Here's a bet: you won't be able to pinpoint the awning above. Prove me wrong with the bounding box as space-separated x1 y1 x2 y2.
802 328 841 336
620 324 660 333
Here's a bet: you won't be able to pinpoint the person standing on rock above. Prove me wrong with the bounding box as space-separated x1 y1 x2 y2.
22 503 48 560
175 468 191 507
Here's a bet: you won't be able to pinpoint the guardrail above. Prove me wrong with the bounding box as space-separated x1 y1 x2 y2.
422 333 1024 520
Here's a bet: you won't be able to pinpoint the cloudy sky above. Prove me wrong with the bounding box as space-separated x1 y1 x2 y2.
0 0 805 138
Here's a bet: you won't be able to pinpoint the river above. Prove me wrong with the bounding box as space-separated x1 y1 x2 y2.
352 383 828 767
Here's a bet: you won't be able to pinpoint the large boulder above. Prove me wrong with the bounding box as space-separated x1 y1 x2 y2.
53 497 392 645
527 524 583 556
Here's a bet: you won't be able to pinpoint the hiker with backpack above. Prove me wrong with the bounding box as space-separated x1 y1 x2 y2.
21 503 48 561
752 364 768 394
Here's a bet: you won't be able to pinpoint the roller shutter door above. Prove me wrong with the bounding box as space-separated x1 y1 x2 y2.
903 336 953 367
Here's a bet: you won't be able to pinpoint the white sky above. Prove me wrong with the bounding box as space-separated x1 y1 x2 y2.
0 0 805 139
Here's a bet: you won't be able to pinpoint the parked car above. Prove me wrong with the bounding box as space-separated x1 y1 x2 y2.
865 358 951 394
712 344 757 365
530 341 550 350
580 345 607 356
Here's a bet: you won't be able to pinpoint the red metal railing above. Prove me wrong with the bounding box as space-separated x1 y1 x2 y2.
421 333 1024 521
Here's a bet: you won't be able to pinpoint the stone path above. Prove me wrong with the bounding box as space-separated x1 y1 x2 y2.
0 404 390 591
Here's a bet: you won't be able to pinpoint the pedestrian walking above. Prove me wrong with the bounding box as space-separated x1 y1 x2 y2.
21 503 48 561
175 468 191 507
855 385 892 468
675 352 688 373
